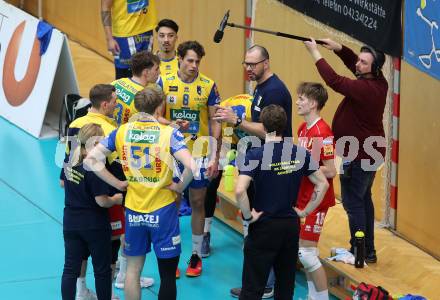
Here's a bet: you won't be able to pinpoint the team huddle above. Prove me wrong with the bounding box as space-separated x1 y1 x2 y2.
61 7 387 300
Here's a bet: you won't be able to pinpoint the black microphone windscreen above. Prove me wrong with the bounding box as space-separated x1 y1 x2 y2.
213 30 224 43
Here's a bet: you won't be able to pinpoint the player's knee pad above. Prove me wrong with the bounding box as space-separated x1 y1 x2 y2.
298 247 321 273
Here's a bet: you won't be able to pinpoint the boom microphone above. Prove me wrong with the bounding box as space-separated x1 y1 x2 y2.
213 10 230 43
213 10 326 45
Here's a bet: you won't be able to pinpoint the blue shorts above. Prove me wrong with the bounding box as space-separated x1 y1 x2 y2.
124 203 181 258
173 156 210 189
114 31 153 69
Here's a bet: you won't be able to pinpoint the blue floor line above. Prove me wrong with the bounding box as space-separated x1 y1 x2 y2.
0 275 61 285
0 177 62 226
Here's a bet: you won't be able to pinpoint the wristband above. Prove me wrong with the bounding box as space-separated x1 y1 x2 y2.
243 215 253 222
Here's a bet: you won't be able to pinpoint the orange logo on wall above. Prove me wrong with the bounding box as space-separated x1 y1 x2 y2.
2 21 41 107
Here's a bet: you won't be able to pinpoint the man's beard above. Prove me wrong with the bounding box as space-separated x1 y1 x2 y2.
355 71 373 78
252 71 263 82
162 45 172 53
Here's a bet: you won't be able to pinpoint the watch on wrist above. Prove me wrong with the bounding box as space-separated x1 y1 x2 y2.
234 116 242 127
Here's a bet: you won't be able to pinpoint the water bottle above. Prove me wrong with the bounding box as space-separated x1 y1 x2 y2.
223 164 235 192
226 149 237 164
354 230 365 268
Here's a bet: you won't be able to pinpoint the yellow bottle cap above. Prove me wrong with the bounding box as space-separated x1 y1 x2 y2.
355 231 365 238
226 150 237 162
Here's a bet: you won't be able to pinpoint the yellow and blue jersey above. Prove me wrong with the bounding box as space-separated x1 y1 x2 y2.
68 112 116 137
111 0 157 37
219 94 253 145
103 120 187 213
111 78 144 126
67 112 118 163
159 52 179 76
157 72 221 157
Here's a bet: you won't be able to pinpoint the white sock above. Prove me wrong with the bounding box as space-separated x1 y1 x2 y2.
76 277 87 295
204 217 213 233
307 281 317 299
192 234 204 257
117 255 127 278
315 289 329 300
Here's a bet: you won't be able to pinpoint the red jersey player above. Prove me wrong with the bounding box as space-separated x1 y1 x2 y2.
296 82 336 300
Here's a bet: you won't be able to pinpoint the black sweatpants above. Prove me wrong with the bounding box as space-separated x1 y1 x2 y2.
240 218 299 300
62 229 112 300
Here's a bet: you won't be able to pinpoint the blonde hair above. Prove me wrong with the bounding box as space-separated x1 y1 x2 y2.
70 123 104 166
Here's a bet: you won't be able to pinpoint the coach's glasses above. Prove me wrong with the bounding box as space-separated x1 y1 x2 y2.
242 59 267 70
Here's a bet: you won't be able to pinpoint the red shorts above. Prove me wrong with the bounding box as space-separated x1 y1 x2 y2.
109 205 125 236
299 208 328 242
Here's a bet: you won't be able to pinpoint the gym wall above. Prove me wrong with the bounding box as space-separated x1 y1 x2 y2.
7 0 246 99
398 61 440 258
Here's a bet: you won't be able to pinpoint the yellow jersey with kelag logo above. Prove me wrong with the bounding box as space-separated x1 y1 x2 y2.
158 72 221 157
219 94 253 145
111 78 144 126
158 52 179 76
104 120 186 213
111 0 157 37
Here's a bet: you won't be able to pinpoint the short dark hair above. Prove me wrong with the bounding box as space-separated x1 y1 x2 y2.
247 44 269 60
260 104 287 136
89 84 115 108
155 19 179 33
177 41 205 59
134 86 165 114
131 51 160 76
296 82 328 111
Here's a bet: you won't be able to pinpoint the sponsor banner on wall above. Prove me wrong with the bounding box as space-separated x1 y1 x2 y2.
404 0 440 81
279 0 402 57
0 2 78 138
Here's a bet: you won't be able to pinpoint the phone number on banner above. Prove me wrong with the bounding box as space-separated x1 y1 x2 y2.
342 5 378 31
